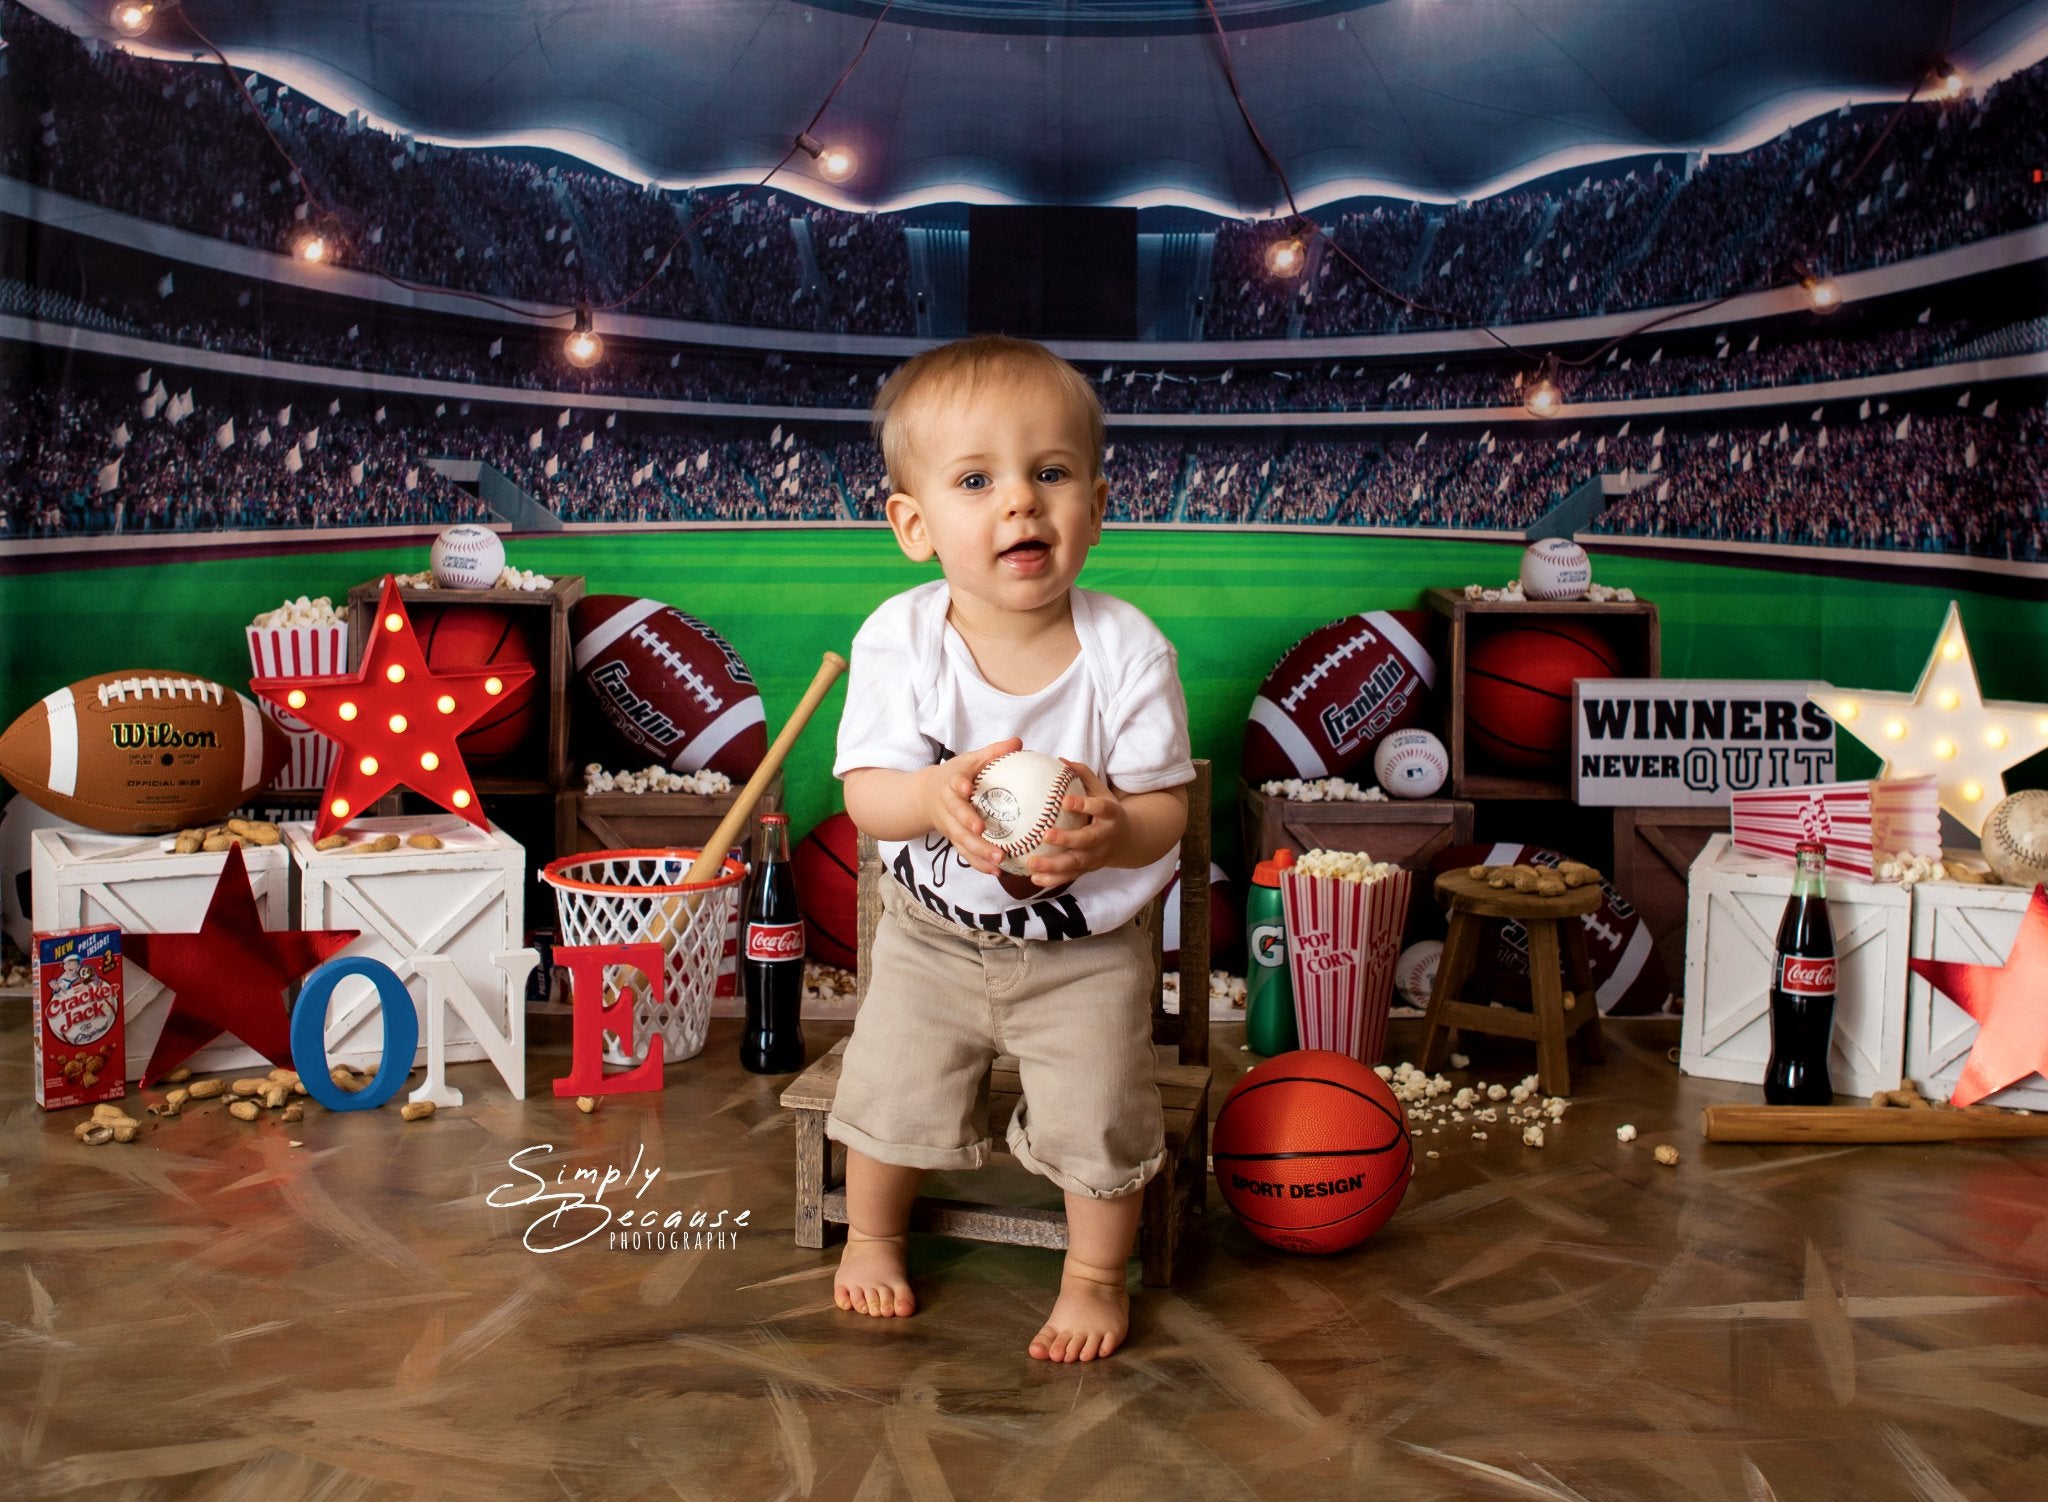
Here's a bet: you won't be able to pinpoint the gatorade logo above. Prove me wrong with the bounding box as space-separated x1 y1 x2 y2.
1250 923 1285 968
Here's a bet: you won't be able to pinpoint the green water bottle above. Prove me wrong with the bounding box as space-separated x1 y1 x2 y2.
1245 849 1298 1056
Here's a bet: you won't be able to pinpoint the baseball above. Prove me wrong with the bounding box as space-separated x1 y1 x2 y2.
1395 940 1443 1009
1982 790 2048 887
972 749 1087 875
1373 728 1449 799
1520 538 1592 600
430 524 506 589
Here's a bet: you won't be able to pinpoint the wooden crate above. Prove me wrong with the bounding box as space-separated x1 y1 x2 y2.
1906 876 2048 1110
1612 805 1729 986
1241 779 1473 868
554 773 783 861
1425 586 1659 801
346 574 586 795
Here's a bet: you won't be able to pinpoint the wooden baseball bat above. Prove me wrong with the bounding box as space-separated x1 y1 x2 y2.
682 651 849 887
1700 1104 2048 1144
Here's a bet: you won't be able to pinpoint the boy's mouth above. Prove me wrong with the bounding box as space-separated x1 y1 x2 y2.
999 539 1051 571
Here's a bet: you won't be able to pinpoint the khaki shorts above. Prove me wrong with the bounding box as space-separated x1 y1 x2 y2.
825 878 1166 1199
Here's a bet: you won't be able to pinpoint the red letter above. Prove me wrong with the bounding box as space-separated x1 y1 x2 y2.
552 943 665 1096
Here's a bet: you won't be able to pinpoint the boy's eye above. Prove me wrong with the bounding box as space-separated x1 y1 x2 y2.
1037 467 1067 484
959 473 988 491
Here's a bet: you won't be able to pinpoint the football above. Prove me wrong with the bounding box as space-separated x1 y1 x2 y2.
570 595 767 777
0 670 288 835
1242 611 1437 784
1427 842 1672 1016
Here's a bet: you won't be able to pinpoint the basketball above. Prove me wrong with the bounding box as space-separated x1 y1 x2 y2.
417 606 539 765
1212 1049 1413 1255
792 812 862 969
1463 621 1621 771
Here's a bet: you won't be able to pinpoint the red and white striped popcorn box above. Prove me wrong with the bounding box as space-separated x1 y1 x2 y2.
1279 866 1415 1065
245 623 349 791
1730 775 1939 880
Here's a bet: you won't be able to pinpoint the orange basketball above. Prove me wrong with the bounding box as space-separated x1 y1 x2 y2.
418 607 538 765
1463 620 1622 771
1212 1049 1413 1254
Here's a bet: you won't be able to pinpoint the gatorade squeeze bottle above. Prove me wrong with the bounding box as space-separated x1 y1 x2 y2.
1245 849 1298 1056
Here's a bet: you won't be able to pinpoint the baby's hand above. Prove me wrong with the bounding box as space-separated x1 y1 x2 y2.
926 737 1022 875
1023 760 1124 887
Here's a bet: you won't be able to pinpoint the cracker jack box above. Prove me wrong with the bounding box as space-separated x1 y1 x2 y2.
34 925 125 1110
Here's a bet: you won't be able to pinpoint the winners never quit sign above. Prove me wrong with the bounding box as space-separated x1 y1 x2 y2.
1571 680 1835 806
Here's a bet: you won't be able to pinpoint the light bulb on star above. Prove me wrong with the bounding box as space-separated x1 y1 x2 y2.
250 575 534 839
1811 600 2048 836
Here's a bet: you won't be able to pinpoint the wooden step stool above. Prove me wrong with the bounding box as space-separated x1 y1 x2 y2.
781 763 1214 1287
1419 870 1606 1097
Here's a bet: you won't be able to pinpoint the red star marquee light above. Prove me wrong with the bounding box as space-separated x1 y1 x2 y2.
251 576 535 840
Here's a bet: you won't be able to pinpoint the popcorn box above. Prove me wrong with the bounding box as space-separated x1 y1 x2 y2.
31 827 293 1078
1280 862 1415 1065
33 924 124 1110
246 621 349 790
1681 834 1909 1097
1729 775 1940 881
1905 875 2048 1109
285 816 524 1071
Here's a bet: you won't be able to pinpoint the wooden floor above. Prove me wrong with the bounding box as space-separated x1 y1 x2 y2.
5 1009 2047 1502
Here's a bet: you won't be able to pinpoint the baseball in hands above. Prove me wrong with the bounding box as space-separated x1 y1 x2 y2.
430 525 506 590
1373 728 1449 799
1981 790 2048 887
971 749 1088 875
1519 538 1593 600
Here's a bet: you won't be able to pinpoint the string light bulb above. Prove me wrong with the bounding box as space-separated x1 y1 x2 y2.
1266 235 1308 278
1792 258 1840 312
564 306 604 368
111 2 154 35
795 132 858 184
1934 60 1965 98
293 228 330 265
1523 358 1562 417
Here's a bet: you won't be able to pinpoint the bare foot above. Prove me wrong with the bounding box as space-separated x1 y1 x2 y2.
834 1231 915 1318
1028 1259 1129 1361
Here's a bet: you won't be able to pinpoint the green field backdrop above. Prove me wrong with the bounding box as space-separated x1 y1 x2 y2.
4 531 2044 868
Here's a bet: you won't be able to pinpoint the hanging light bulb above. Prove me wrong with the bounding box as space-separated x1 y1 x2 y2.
1933 60 1965 98
1792 258 1840 312
111 2 154 36
796 132 858 184
1523 358 1562 417
292 227 330 264
564 305 604 368
1266 235 1307 278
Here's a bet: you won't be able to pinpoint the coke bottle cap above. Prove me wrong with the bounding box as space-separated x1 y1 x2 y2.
760 812 789 826
1796 839 1825 856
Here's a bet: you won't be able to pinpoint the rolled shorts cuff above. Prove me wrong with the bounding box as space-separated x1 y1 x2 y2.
826 1112 994 1174
1006 1120 1168 1201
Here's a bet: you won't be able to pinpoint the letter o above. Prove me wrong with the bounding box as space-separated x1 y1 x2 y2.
291 956 419 1111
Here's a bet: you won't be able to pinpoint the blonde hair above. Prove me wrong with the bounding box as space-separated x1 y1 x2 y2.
872 333 1105 489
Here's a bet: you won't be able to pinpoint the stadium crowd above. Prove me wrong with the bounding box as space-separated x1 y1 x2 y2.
5 0 2046 343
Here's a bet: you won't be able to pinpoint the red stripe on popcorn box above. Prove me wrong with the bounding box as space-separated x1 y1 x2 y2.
1279 865 1413 1065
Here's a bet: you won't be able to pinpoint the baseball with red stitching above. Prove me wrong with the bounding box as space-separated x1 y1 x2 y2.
971 749 1088 875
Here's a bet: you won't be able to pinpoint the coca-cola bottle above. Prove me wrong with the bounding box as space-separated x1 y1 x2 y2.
1764 840 1837 1105
740 813 807 1074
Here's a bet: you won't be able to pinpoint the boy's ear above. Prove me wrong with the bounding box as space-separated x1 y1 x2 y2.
1089 474 1107 540
884 490 935 562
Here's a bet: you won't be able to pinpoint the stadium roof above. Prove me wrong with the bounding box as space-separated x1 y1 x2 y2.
44 0 2048 214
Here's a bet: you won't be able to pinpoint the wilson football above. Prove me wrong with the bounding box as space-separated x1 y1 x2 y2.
1242 611 1438 784
0 671 287 835
570 595 767 776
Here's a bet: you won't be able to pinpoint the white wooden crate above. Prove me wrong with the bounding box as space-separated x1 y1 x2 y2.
1906 876 2048 1109
284 817 525 1071
30 827 292 1079
1680 834 1909 1098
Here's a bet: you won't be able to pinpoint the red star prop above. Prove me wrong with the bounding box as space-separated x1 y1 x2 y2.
250 575 533 840
1909 884 2048 1108
127 845 358 1085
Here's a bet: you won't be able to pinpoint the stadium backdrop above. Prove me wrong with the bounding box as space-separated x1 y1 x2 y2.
2 534 2041 849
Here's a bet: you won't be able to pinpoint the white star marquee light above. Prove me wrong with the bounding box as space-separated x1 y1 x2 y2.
1812 601 2048 837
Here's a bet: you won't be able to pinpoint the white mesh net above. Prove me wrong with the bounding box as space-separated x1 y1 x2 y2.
543 851 742 1065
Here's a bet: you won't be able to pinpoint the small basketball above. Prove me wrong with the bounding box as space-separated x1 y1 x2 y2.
792 812 862 969
417 607 539 765
1212 1049 1413 1255
1464 621 1621 771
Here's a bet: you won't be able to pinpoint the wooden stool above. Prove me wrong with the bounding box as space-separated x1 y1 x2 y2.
1419 871 1606 1097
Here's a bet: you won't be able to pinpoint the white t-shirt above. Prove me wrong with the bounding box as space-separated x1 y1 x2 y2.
834 580 1194 942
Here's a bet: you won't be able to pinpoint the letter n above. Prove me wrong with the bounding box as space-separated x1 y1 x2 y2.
410 949 537 1107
